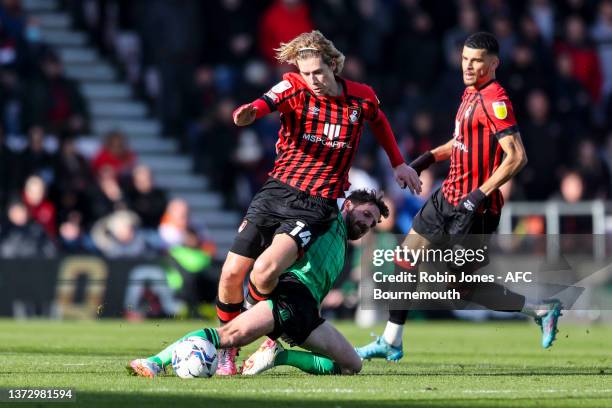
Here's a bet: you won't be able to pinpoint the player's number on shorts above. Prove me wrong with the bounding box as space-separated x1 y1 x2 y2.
289 221 311 247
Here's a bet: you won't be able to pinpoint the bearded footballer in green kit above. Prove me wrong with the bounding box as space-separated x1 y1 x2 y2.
128 189 389 377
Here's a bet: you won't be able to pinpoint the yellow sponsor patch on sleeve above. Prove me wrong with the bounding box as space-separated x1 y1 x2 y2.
492 101 508 120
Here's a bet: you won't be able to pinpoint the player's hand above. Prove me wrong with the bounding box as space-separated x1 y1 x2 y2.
448 189 486 236
393 163 422 195
233 103 257 126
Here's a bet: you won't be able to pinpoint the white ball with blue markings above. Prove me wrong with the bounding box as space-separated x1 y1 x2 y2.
172 336 218 378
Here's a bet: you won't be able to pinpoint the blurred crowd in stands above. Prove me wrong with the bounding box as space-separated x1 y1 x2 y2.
0 0 218 261
77 0 612 215
0 124 220 259
1 0 612 263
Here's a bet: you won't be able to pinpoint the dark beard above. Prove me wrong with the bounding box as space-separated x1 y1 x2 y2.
346 210 367 240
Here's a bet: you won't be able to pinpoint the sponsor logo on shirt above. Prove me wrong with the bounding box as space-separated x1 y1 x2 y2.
492 101 508 119
453 120 468 152
265 80 292 102
302 133 352 149
323 123 341 140
453 139 468 153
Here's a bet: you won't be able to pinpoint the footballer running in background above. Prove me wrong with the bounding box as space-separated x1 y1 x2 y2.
214 30 421 374
128 190 389 377
356 32 562 362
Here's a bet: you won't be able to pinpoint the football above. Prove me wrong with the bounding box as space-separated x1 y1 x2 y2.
171 336 218 378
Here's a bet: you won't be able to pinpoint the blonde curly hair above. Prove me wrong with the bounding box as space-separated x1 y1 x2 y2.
275 30 345 74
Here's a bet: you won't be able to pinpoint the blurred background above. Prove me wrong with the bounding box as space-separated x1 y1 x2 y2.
0 0 611 322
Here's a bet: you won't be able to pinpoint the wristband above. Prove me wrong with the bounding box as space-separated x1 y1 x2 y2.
460 189 486 212
409 151 435 175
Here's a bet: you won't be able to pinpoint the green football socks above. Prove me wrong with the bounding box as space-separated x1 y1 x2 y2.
274 350 341 375
147 328 220 368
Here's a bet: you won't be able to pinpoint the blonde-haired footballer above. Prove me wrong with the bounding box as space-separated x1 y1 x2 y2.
214 30 422 375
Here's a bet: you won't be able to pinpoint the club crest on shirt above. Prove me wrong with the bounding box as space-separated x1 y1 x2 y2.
348 106 361 123
492 101 508 119
238 219 248 233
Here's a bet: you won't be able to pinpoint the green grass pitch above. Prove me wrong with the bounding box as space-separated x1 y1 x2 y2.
0 319 610 407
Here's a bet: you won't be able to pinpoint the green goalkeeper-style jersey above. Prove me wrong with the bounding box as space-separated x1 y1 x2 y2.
285 214 348 305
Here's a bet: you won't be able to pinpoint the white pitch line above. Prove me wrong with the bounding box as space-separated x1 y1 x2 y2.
461 389 612 394
115 387 612 395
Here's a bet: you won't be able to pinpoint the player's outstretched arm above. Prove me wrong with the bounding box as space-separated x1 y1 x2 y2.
369 110 421 194
479 132 527 196
232 98 272 126
409 138 455 176
431 138 455 162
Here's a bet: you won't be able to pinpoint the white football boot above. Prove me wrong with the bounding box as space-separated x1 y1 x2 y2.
241 338 284 375
127 359 162 378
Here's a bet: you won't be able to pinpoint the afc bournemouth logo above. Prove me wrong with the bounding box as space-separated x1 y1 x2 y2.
238 219 248 233
492 101 507 119
348 106 361 123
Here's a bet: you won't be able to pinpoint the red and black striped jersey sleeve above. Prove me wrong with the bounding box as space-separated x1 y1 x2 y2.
261 73 306 114
441 81 518 214
480 86 519 139
264 75 392 198
343 80 380 121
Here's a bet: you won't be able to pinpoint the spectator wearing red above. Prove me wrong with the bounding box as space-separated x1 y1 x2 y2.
91 130 136 177
22 174 56 237
258 0 313 64
555 15 603 102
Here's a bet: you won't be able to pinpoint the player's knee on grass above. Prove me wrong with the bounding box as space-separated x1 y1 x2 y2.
327 343 362 375
340 354 362 375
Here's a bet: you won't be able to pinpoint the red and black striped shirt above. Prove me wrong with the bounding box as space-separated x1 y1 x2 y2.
260 72 398 199
441 80 519 214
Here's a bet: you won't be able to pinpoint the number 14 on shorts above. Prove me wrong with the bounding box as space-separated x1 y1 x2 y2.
289 221 312 247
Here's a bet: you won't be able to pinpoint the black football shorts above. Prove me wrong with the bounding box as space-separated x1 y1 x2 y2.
412 188 500 244
230 178 339 259
266 273 325 347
